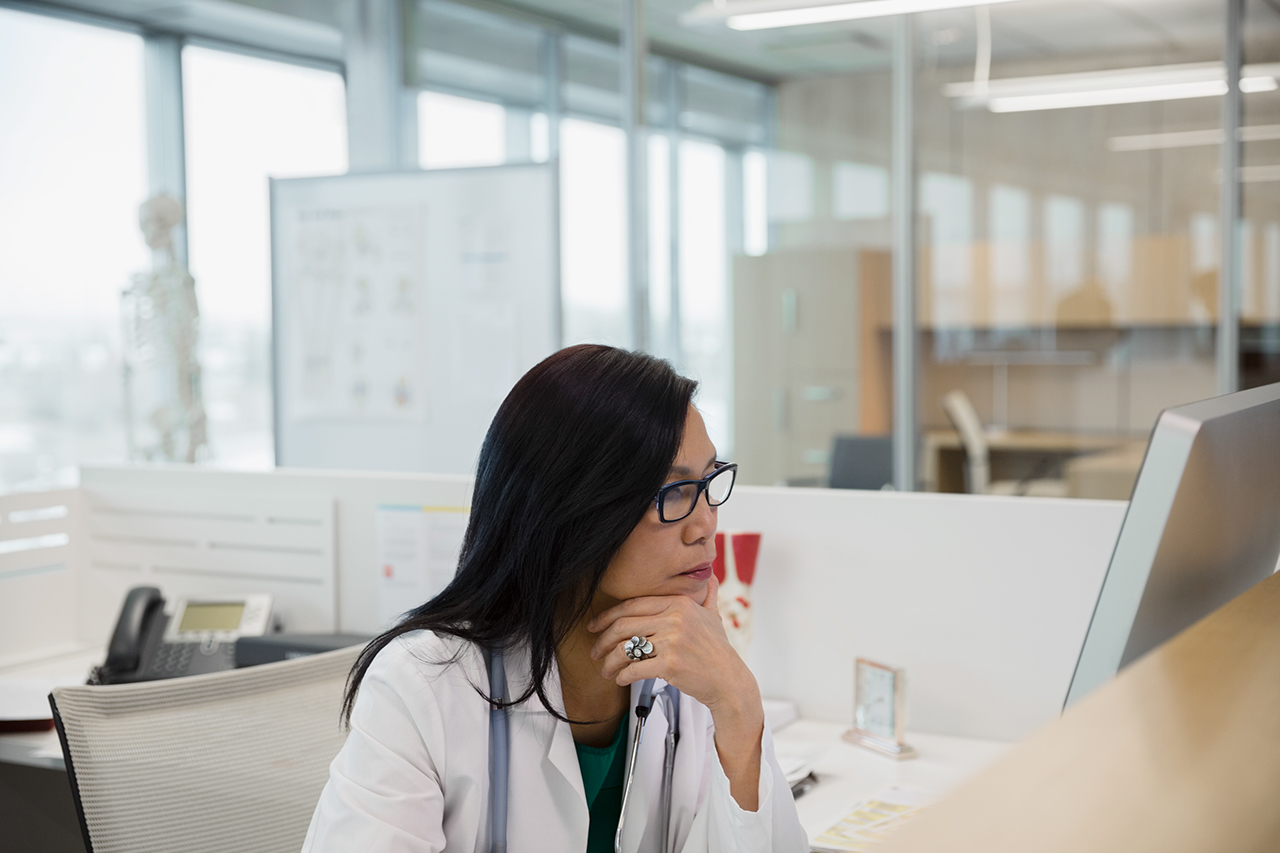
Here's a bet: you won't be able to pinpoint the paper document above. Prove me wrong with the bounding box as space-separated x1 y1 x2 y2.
376 504 469 626
811 784 936 852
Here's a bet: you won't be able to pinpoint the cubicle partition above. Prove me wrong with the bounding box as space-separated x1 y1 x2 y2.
0 488 82 670
721 487 1127 742
1 464 1127 745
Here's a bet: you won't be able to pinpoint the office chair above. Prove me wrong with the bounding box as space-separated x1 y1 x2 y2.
49 645 361 853
829 435 894 490
940 389 1068 497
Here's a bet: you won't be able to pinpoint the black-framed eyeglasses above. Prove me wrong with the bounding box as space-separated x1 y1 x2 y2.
654 462 737 523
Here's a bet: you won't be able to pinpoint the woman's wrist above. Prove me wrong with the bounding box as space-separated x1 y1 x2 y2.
706 666 765 810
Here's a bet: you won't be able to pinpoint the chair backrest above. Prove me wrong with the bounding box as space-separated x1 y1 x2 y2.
50 645 360 853
941 389 991 493
829 435 894 490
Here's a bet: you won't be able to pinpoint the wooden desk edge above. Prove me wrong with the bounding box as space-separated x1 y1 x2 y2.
877 570 1280 853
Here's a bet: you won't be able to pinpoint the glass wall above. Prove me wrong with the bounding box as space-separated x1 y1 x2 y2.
732 0 1272 497
1241 0 1280 391
0 9 148 492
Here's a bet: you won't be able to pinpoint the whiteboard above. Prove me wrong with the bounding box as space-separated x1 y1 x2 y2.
270 164 559 475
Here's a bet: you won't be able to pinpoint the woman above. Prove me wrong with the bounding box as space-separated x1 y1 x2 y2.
303 345 807 853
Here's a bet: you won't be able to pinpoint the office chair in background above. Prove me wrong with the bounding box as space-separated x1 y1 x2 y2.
940 390 1068 497
50 645 360 853
829 435 895 490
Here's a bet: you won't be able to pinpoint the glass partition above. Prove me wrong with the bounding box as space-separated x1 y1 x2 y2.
727 0 1264 497
1241 0 1280 391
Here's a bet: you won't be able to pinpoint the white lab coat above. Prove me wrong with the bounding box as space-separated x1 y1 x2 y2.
302 630 807 853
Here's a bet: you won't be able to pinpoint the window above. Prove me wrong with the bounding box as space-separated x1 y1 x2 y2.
560 118 629 347
406 0 772 378
0 9 148 492
182 45 347 467
679 139 731 453
418 91 506 168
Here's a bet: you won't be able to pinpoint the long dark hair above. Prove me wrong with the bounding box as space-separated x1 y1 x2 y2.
342 344 698 724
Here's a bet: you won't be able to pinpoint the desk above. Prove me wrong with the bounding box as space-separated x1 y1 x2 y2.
772 721 1009 846
922 429 1140 493
0 649 100 853
877 569 1280 853
0 645 101 771
1062 441 1147 500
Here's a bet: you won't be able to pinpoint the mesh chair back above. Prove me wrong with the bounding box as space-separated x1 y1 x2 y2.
941 389 991 493
50 645 360 853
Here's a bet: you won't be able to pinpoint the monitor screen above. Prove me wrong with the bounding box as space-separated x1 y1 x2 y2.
1064 382 1280 708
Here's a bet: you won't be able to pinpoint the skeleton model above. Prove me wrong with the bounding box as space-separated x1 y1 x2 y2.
121 195 209 463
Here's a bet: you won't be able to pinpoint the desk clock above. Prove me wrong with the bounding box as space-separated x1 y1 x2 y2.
843 658 916 760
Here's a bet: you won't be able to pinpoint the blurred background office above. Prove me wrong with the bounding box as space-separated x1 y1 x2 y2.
1 0 1278 498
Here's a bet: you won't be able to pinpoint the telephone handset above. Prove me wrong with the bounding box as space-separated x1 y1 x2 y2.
91 586 273 685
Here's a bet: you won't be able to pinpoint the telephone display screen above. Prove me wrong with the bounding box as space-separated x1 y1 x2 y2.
178 602 245 633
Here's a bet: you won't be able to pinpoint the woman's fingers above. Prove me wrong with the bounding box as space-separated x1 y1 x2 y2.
587 595 674 634
613 655 666 687
590 585 750 707
588 596 692 659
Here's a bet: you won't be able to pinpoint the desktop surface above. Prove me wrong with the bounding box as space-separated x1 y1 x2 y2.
773 720 1010 845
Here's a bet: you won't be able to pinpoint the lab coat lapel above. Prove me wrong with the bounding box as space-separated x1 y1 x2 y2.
504 647 589 850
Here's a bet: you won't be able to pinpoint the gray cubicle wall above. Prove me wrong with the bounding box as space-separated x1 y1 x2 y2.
271 164 560 475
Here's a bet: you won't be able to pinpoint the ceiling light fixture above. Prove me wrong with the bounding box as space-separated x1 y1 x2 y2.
681 0 1027 31
944 62 1280 113
1109 124 1280 152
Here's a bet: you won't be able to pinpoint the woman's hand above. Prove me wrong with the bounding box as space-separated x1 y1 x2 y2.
587 574 765 810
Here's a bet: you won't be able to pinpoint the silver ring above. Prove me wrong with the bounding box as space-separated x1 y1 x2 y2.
624 635 654 661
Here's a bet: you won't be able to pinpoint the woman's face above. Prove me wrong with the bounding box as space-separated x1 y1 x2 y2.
595 404 719 611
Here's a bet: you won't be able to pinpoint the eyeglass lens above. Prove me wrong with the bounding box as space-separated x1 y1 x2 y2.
660 465 735 521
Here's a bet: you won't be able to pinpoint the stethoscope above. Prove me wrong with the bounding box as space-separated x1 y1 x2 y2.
485 649 681 853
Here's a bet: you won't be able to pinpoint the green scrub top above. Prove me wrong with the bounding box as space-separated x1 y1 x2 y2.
575 716 628 853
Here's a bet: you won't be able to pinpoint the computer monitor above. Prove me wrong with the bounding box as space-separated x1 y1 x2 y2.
829 435 894 491
1064 381 1280 708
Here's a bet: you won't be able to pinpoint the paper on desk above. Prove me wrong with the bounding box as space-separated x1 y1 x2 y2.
811 784 936 852
376 504 469 626
0 676 86 722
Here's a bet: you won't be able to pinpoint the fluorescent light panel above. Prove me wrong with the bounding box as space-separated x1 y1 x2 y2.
681 0 1026 30
1109 125 1280 152
945 62 1280 113
989 77 1277 112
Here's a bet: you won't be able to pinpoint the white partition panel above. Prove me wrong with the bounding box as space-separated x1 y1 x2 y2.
719 487 1127 742
0 488 85 668
79 466 337 646
79 465 472 640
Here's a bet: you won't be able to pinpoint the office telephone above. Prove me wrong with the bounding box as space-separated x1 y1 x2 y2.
91 586 273 685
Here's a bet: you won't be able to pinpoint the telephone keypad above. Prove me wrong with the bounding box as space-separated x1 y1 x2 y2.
144 641 236 679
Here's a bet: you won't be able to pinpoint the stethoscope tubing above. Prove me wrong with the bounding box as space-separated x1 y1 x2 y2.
487 648 510 853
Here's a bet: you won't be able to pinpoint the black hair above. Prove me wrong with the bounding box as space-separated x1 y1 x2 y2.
342 344 698 724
